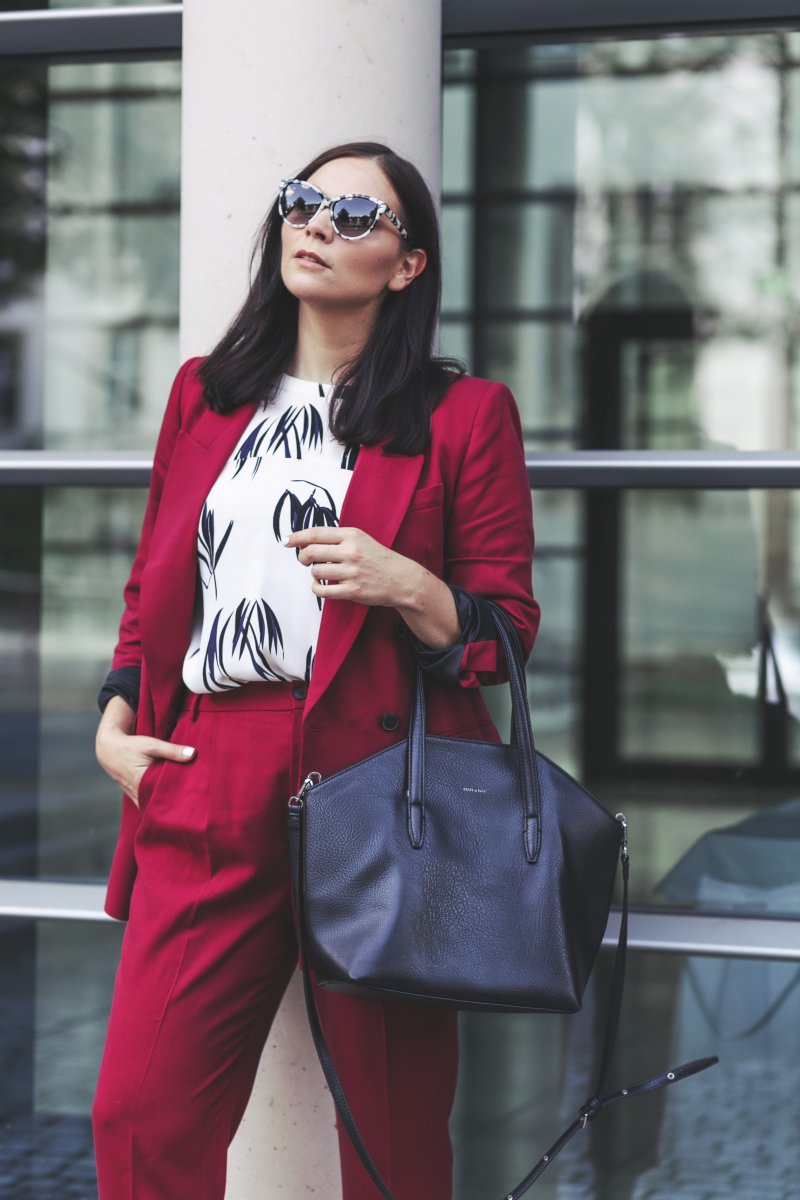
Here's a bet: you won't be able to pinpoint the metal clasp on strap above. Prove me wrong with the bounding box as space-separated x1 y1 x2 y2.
579 1097 602 1129
615 812 629 861
289 771 321 809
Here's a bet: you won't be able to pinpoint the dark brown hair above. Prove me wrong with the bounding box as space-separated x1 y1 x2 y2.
197 141 463 455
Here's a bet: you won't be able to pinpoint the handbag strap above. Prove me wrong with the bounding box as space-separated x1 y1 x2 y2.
407 601 542 862
288 798 719 1199
757 596 788 711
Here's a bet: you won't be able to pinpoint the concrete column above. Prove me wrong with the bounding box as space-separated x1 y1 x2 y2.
178 2 443 1197
179 0 443 361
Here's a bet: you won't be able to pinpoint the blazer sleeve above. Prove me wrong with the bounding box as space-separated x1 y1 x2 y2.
412 381 540 688
108 357 199 673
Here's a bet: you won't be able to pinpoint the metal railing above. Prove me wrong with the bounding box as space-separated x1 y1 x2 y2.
0 5 181 59
1 879 798 961
1 449 799 489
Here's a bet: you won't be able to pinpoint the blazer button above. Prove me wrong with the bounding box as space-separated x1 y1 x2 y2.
394 618 407 639
380 712 401 732
292 684 308 701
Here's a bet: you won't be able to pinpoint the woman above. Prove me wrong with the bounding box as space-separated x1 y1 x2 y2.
93 141 539 1200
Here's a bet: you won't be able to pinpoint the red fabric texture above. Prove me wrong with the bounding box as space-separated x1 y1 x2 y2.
104 358 540 921
93 683 459 1200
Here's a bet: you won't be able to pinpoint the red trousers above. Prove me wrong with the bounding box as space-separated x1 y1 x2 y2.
92 682 459 1199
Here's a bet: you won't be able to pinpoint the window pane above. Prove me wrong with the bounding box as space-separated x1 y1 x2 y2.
481 320 580 444
442 32 800 450
0 57 180 450
452 950 800 1198
0 916 123 1196
483 202 574 311
522 487 800 918
441 203 472 314
0 487 147 881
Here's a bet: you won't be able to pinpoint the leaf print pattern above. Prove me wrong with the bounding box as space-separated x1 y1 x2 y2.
340 444 360 471
271 404 325 456
272 481 340 613
183 376 356 694
232 404 324 476
202 599 285 690
197 503 233 597
272 480 339 542
201 609 237 691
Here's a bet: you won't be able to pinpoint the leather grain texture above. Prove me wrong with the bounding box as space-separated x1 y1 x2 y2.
301 737 620 1011
295 602 622 1014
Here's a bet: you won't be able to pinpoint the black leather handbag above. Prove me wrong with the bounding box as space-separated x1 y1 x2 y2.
289 602 716 1200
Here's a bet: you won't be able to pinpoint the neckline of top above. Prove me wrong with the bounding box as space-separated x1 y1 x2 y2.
280 372 333 397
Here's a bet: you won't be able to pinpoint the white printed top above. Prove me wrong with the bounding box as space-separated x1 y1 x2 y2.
182 374 359 692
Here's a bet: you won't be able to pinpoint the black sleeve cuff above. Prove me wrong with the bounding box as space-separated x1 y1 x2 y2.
98 666 141 715
407 584 498 686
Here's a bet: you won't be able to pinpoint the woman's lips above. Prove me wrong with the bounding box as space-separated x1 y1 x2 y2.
296 251 329 269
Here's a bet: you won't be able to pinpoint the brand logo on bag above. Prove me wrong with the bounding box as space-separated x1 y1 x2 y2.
462 786 487 793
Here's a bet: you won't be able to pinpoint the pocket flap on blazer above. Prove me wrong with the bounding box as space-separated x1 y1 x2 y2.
407 482 444 512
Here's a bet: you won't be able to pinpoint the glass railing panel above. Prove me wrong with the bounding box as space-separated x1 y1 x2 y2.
452 948 799 1199
0 915 123 1198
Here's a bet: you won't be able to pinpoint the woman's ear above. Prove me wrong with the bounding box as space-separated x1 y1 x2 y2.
387 248 428 293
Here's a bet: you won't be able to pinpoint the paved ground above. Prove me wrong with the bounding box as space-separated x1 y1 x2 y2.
0 1113 96 1200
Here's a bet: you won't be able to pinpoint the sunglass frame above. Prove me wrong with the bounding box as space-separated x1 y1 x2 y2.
278 178 409 243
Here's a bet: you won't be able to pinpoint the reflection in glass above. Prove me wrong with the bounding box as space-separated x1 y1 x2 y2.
0 487 147 881
0 58 180 451
0 917 123 1195
452 950 799 1198
442 32 800 454
440 31 800 922
620 487 759 764
521 486 800 917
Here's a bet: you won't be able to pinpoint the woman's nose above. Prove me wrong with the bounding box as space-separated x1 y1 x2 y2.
304 205 334 240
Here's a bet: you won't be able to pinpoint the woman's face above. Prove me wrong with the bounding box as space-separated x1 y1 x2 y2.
279 156 426 316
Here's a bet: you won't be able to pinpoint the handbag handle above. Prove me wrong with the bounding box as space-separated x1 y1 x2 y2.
406 600 542 863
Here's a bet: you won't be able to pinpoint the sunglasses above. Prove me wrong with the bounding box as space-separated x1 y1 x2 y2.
278 178 410 243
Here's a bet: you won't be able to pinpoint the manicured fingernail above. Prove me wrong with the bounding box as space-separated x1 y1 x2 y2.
182 746 195 757
282 536 292 546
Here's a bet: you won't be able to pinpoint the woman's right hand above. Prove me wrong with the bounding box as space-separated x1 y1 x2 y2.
95 694 196 808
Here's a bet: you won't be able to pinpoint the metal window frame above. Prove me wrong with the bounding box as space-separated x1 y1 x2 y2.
1 1 799 59
443 0 800 39
0 5 181 60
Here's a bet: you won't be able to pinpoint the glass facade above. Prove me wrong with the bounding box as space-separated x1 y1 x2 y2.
1 8 799 1200
0 57 181 451
453 949 800 1199
0 29 181 1194
442 31 800 926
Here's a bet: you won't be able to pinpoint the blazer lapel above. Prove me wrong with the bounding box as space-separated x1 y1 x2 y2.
305 443 424 718
142 400 259 724
144 390 423 727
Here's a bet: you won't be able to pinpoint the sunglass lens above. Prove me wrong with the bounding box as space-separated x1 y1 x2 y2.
281 181 323 226
331 195 380 238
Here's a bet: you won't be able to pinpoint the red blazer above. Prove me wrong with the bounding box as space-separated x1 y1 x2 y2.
104 357 540 920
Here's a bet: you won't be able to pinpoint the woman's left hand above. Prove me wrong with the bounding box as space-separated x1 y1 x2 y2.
284 525 462 647
284 526 419 608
